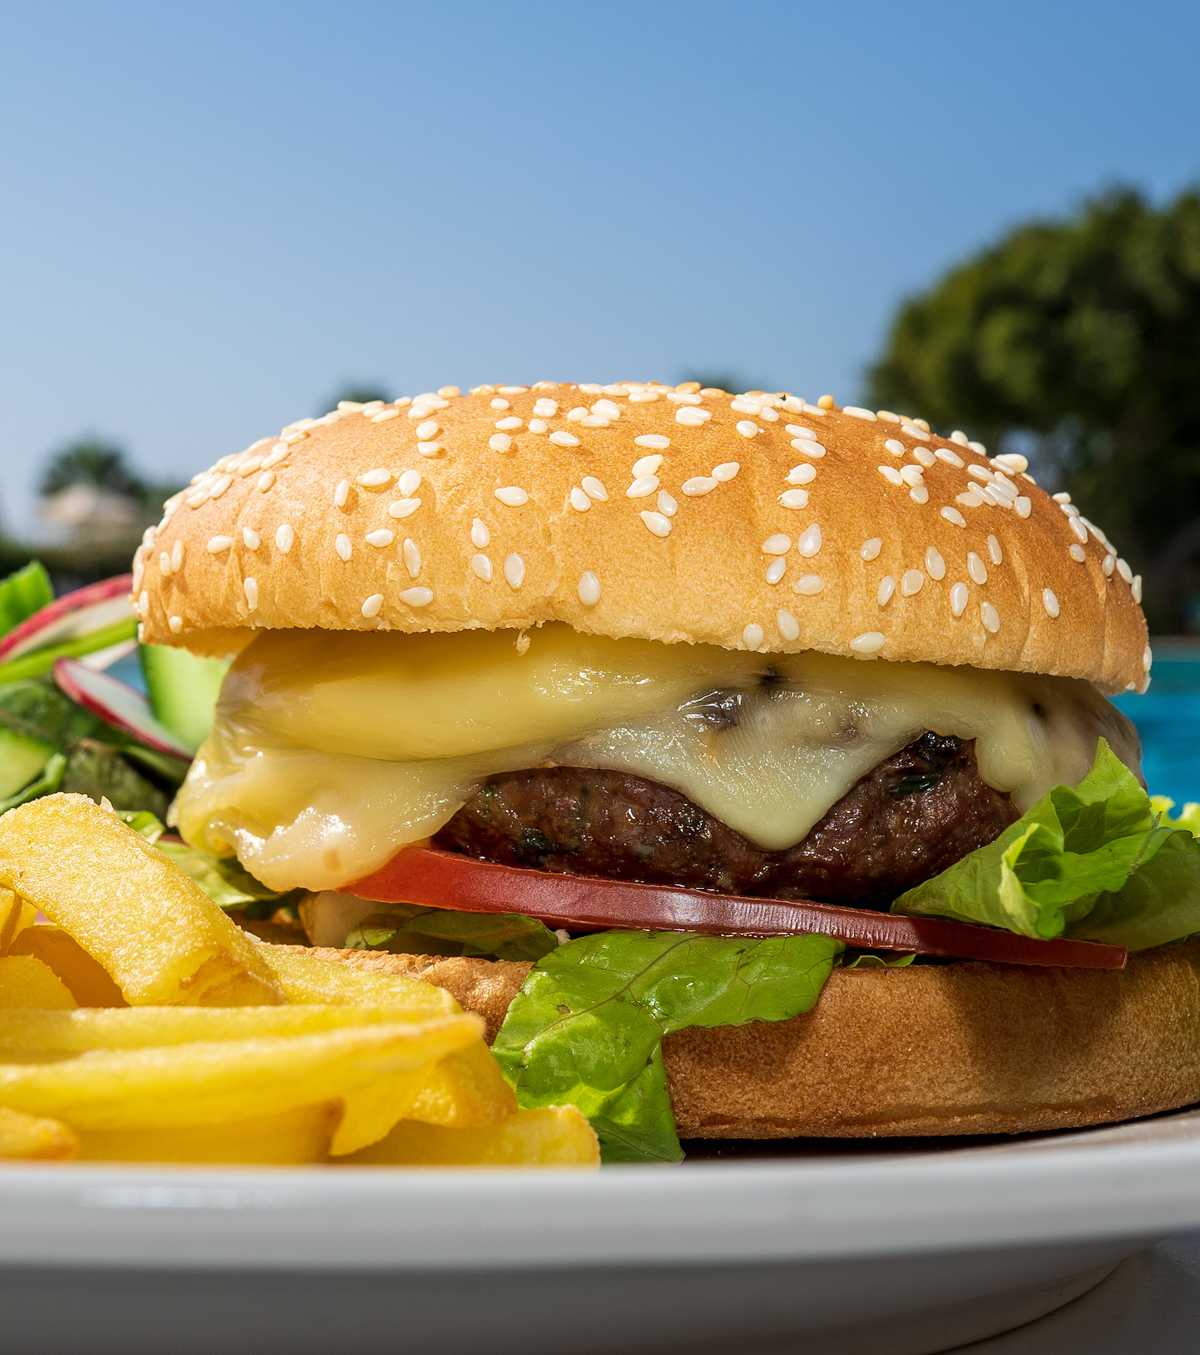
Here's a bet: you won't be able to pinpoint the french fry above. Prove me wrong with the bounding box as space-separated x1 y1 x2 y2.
0 955 76 1010
6 927 124 1006
0 1106 79 1161
257 940 458 1019
346 1106 600 1168
0 888 34 952
0 795 283 1006
0 1016 481 1131
77 1106 334 1166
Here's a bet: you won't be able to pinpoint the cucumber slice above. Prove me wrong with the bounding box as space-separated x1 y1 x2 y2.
0 726 56 799
138 645 230 752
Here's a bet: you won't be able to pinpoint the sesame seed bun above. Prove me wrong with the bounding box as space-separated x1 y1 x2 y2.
136 382 1149 693
311 941 1200 1139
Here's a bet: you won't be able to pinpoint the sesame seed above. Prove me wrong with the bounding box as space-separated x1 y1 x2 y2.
398 469 421 496
503 554 526 589
257 471 275 493
899 465 924 488
370 408 400 424
786 463 817 485
338 400 364 412
785 425 815 440
883 439 906 457
640 511 672 538
550 430 581 448
566 407 588 422
333 533 354 563
797 524 823 558
736 420 760 438
243 577 258 610
967 464 992 483
388 498 421 520
627 475 659 499
158 550 171 576
843 406 876 421
488 433 513 453
791 438 826 459
925 547 946 580
1103 553 1115 576
356 468 394 491
581 475 608 501
950 430 970 446
913 447 936 469
860 538 882 561
1069 543 1087 563
1014 496 1032 518
712 462 740 482
275 523 294 554
762 533 791 555
209 474 232 499
171 539 184 572
206 535 234 554
878 465 903 487
1143 645 1153 671
626 390 659 403
632 454 664 477
490 398 510 411
776 609 801 642
658 490 678 517
793 574 823 596
940 506 967 528
464 518 488 551
334 480 351 509
577 571 601 606
533 398 558 418
779 488 810 509
495 486 529 507
987 534 1003 566
634 434 670 451
569 486 591 512
993 452 1029 474
242 528 261 551
730 397 762 415
365 528 395 548
909 485 930 505
980 601 1000 634
496 416 523 431
416 420 440 440
1042 588 1060 618
1117 557 1134 584
950 582 969 617
675 406 711 426
498 386 528 396
967 552 988 585
957 489 985 509
817 395 836 410
968 442 987 457
137 590 149 616
592 399 621 421
742 623 765 650
528 419 548 433
263 443 290 468
901 569 924 596
877 576 896 606
900 422 930 441
667 390 701 405
470 553 493 582
765 558 787 585
1133 575 1143 603
361 593 384 619
935 447 964 468
400 587 434 608
850 632 886 656
168 615 183 635
682 476 717 496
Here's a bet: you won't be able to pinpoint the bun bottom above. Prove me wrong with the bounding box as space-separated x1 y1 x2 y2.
306 942 1200 1139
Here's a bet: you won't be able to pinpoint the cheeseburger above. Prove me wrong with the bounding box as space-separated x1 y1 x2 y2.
135 381 1200 1160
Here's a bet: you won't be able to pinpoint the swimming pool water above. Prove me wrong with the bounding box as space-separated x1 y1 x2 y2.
1114 648 1200 808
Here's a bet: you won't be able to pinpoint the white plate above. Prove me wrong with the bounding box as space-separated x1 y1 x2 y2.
4 1108 1200 1355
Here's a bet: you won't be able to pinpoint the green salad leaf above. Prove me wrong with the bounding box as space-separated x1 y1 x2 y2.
0 752 66 813
493 930 842 1164
0 562 54 637
893 740 1200 950
121 810 292 911
344 906 558 961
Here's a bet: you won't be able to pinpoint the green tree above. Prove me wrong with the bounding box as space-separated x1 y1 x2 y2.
868 188 1200 631
40 440 146 500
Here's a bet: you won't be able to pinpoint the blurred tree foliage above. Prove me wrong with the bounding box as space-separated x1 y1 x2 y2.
40 440 146 499
868 188 1200 632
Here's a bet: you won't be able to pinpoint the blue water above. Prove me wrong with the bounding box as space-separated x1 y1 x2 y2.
1114 647 1200 808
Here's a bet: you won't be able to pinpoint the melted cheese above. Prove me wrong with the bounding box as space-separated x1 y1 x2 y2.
176 625 1140 892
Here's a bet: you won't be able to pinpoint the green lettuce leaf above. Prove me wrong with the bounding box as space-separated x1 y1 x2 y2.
0 562 53 637
120 810 291 911
842 950 917 969
893 740 1200 949
0 752 66 813
344 906 558 961
493 930 842 1164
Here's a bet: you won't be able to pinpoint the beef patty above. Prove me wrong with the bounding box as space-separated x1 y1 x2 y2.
434 732 1018 909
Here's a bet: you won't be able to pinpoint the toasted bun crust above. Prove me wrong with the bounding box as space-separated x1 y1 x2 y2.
136 382 1149 692
312 942 1200 1138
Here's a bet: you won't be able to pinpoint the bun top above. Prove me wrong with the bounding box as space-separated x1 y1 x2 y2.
135 381 1150 693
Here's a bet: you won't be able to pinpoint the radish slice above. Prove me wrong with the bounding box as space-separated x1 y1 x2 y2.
53 658 192 760
80 639 139 672
0 575 134 663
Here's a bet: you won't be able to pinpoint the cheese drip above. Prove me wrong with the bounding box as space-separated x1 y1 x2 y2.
176 625 1140 892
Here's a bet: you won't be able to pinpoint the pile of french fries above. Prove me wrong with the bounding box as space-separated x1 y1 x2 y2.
0 795 597 1168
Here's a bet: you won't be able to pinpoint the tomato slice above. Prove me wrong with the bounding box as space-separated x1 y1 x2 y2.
347 847 1127 970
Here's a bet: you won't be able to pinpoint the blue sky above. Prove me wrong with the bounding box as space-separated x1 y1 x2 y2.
3 0 1198 527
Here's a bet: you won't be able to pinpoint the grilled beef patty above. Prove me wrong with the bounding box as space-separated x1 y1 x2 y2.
434 732 1018 909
